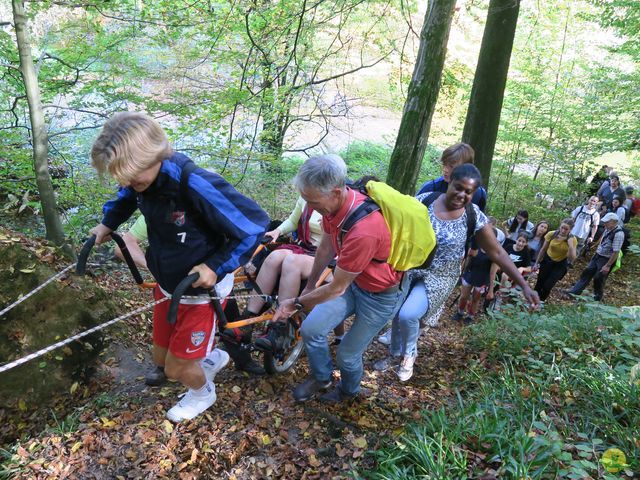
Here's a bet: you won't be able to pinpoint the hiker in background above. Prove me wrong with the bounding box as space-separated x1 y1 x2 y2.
570 196 600 257
374 165 540 382
416 142 487 211
532 218 577 302
599 174 626 208
609 197 626 227
90 112 269 422
588 165 610 196
487 231 533 308
452 228 499 324
527 220 550 260
503 210 534 241
565 213 624 302
623 186 639 218
272 154 408 403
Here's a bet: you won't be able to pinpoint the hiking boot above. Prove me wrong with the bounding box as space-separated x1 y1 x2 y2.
145 365 167 386
254 321 289 353
292 377 332 403
377 328 392 345
166 383 216 422
200 348 230 382
451 311 465 322
396 355 416 382
319 386 372 404
220 339 265 375
373 355 401 372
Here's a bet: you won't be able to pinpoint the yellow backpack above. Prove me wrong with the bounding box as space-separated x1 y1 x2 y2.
339 180 437 271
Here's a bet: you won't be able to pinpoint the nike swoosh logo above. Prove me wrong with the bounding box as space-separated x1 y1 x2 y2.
186 347 203 353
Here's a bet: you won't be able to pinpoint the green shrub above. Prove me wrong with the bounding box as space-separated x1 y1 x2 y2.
362 304 640 479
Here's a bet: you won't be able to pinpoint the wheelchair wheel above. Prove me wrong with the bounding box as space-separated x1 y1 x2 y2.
263 311 306 374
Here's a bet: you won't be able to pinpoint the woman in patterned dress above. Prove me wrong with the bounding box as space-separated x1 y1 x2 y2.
374 164 540 382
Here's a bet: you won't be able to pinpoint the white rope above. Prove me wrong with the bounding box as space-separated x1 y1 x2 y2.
0 264 76 318
0 297 169 374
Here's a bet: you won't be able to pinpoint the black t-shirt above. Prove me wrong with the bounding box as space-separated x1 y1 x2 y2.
462 249 493 287
503 239 531 269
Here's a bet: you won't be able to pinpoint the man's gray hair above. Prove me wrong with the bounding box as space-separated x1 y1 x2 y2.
294 154 347 193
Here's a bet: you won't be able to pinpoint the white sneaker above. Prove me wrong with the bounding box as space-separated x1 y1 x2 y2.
166 383 217 422
201 348 230 382
377 328 392 345
373 355 400 372
396 355 416 382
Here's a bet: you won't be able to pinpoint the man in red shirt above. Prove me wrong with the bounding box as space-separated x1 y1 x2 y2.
273 155 408 403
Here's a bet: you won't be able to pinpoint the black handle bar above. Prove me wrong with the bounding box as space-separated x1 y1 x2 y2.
167 273 200 325
76 232 144 285
166 273 230 328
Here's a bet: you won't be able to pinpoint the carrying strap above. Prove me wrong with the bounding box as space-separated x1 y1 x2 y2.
338 198 384 262
421 192 476 253
574 205 595 226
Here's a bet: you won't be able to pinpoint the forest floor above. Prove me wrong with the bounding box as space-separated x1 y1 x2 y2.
1 222 639 479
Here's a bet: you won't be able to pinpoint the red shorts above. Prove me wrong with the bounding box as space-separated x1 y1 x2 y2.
152 286 225 360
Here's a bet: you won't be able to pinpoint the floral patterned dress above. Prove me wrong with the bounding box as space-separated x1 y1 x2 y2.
410 195 489 326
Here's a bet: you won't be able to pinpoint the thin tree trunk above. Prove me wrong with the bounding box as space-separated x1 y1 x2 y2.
386 0 457 194
462 0 521 188
12 0 68 250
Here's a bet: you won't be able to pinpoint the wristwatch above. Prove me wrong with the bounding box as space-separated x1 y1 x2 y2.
293 297 304 311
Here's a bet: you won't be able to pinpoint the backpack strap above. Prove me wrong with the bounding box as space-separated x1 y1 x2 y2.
420 191 441 208
464 202 477 253
338 198 380 251
180 160 198 200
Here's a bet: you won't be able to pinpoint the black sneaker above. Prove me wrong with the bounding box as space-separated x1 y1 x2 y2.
292 377 332 403
255 322 288 353
144 365 167 386
463 316 474 325
451 311 465 322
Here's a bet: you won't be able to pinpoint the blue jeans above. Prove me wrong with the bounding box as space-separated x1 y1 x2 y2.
390 280 429 358
301 277 408 395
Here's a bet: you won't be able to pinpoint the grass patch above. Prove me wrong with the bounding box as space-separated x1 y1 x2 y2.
362 303 639 479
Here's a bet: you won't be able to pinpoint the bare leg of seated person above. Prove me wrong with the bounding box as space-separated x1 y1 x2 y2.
246 249 293 315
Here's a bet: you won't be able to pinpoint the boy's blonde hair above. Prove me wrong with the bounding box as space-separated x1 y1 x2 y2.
91 112 173 185
441 142 474 168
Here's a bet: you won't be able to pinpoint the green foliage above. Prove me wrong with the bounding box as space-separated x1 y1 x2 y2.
363 303 640 478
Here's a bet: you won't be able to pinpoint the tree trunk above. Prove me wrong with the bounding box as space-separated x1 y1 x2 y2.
12 0 68 250
386 0 457 194
462 0 521 188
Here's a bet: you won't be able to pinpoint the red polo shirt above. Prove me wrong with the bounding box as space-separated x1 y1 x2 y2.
322 188 403 292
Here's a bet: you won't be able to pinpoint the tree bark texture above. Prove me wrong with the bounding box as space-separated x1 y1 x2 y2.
462 0 521 188
12 0 67 247
386 0 457 194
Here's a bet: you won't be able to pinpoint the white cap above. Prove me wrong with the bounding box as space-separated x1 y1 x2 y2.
601 212 619 223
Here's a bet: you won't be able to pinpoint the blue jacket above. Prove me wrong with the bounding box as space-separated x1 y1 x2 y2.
417 176 488 212
101 153 269 294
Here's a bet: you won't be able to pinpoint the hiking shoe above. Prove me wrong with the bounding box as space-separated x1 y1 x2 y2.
292 377 332 403
255 321 290 353
377 328 392 345
201 348 230 382
373 355 401 372
166 383 216 422
220 340 265 375
319 387 355 404
145 365 167 386
396 355 416 382
463 316 474 326
451 311 465 322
